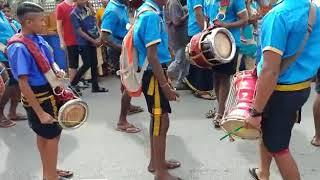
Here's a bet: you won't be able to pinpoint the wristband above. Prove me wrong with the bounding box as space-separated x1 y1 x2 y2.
249 107 263 117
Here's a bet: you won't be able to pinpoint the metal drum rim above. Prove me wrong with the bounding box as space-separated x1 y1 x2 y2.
58 98 89 130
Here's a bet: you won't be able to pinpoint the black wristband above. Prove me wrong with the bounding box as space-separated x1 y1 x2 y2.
249 107 263 117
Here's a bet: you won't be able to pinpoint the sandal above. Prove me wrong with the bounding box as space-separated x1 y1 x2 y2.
116 124 141 133
127 105 144 115
57 169 73 178
212 114 222 129
148 160 181 173
0 118 16 128
249 168 260 180
92 87 109 93
311 136 320 147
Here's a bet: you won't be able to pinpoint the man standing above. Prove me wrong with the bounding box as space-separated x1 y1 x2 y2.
0 2 26 128
204 0 248 128
246 0 320 179
165 0 189 89
134 0 181 179
101 0 143 133
186 0 215 100
56 0 78 82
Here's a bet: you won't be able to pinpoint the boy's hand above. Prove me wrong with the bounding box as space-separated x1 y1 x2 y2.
60 40 66 49
162 84 180 101
38 111 57 124
56 69 66 79
92 39 102 47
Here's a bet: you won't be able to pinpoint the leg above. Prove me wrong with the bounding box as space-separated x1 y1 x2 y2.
71 47 92 86
258 142 272 180
37 135 48 179
0 85 12 117
274 151 300 180
8 85 26 120
312 93 320 146
66 46 80 82
215 72 230 116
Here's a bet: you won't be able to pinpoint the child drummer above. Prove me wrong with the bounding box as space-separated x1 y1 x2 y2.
7 2 73 180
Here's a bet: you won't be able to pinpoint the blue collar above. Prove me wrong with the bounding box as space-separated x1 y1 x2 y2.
145 0 161 13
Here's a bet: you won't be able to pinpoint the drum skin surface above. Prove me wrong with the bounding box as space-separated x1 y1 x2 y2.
58 98 88 129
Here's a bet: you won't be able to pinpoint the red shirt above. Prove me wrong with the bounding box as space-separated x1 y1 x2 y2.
56 1 77 46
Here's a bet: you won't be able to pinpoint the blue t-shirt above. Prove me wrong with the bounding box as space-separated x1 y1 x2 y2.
7 35 55 86
71 6 99 46
187 0 203 36
101 0 130 45
0 12 16 61
257 0 320 84
133 0 171 67
204 0 247 46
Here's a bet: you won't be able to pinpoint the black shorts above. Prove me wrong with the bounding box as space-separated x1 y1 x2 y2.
66 45 80 69
22 84 62 139
2 61 18 86
212 48 239 75
142 70 172 114
261 87 310 153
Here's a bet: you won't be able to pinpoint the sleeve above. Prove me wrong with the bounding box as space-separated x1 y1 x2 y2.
170 1 184 23
260 13 288 56
143 13 161 47
193 0 203 9
101 11 118 34
70 13 81 31
234 0 247 15
7 43 31 77
13 20 21 31
56 4 63 20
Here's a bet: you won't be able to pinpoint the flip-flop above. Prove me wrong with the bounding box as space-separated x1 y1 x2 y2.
205 109 216 119
92 87 109 93
311 136 320 147
116 124 141 133
148 160 181 173
212 114 222 129
57 169 73 178
0 119 16 128
249 168 260 180
127 106 144 115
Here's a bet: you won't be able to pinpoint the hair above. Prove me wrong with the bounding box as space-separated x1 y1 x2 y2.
16 2 44 21
2 3 10 9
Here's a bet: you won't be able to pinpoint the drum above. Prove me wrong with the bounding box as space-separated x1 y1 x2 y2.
221 69 261 140
186 27 236 69
53 87 88 129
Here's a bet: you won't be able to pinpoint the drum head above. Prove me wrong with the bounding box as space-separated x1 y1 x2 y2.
58 99 88 129
215 32 232 59
221 119 260 140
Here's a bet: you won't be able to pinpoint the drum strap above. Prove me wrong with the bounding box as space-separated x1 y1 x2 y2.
147 75 162 136
280 3 317 73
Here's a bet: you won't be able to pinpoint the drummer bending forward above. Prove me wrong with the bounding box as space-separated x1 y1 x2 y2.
204 0 248 127
246 1 320 180
134 0 181 179
7 3 73 180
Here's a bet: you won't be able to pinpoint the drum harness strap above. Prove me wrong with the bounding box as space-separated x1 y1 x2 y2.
147 76 162 136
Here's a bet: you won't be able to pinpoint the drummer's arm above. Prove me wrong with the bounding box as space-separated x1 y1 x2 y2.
224 11 249 29
194 6 205 30
252 51 281 112
101 31 122 51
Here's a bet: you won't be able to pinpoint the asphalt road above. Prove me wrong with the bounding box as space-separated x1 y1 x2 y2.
0 77 319 180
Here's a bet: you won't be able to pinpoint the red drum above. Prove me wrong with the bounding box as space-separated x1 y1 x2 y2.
221 69 261 140
186 27 236 69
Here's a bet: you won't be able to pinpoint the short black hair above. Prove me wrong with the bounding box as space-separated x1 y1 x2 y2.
2 3 10 9
16 2 44 20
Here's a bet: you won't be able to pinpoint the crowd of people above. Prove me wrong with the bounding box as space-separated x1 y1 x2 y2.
1 0 320 180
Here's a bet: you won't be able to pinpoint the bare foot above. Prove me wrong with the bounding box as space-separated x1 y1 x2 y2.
148 160 181 173
116 122 141 133
0 116 16 128
311 136 320 147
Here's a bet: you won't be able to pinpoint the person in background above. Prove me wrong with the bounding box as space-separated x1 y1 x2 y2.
101 0 143 133
96 0 109 28
70 0 108 93
0 2 26 128
165 0 189 90
312 70 320 147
